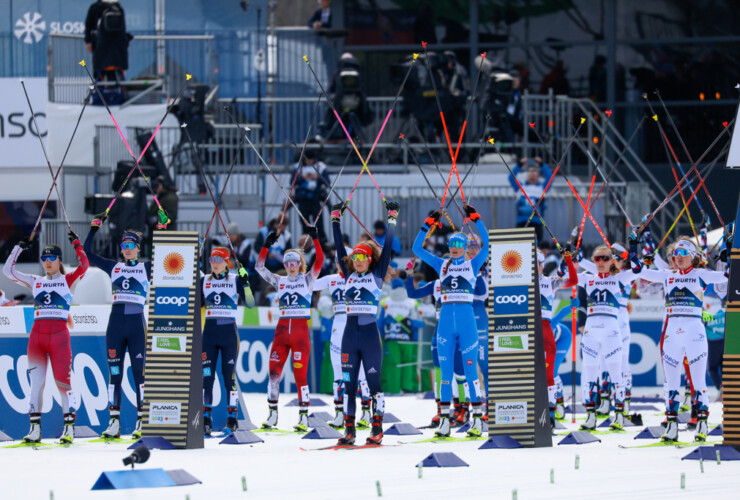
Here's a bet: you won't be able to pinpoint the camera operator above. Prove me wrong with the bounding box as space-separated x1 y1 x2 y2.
84 0 132 87
325 53 371 141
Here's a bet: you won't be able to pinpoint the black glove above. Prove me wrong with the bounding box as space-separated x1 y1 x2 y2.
68 230 79 245
719 248 728 263
264 231 278 249
331 203 345 222
398 270 407 280
464 204 480 221
306 225 318 240
91 211 107 228
18 237 32 250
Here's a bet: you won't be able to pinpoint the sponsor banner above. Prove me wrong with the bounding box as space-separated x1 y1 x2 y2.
0 78 48 168
153 287 190 316
149 402 182 425
68 306 112 333
0 307 27 334
152 245 195 287
493 334 528 352
628 298 669 321
495 401 528 424
152 318 189 334
493 285 529 315
493 316 529 333
491 242 532 286
152 335 187 353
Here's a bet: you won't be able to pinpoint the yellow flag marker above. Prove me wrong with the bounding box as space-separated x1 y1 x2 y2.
413 53 419 60
652 114 658 122
79 60 86 67
186 74 192 81
580 117 586 124
303 55 308 63
488 138 495 144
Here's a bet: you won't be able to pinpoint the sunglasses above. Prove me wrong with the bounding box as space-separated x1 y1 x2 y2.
40 255 58 262
351 254 371 262
593 255 611 262
448 241 466 249
121 242 137 250
209 256 227 264
284 260 301 267
673 248 692 257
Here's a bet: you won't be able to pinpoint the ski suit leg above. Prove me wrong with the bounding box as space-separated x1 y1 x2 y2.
124 312 146 409
26 327 48 414
581 317 605 406
682 318 709 411
543 320 557 408
707 339 724 390
457 314 481 404
330 314 346 402
453 341 466 402
618 308 632 393
105 311 127 409
268 320 291 402
662 318 690 414
288 318 311 405
45 323 73 412
341 316 370 416
221 323 240 414
436 308 457 404
598 317 624 404
202 321 221 407
359 323 384 414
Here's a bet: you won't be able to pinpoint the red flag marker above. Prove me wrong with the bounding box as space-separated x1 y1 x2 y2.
399 133 404 139
605 110 613 117
529 122 535 128
548 120 554 128
422 41 427 48
481 52 487 58
723 121 729 127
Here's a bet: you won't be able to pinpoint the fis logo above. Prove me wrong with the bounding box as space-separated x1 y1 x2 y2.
153 287 189 315
493 285 529 315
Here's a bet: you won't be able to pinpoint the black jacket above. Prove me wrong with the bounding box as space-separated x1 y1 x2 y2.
84 1 131 74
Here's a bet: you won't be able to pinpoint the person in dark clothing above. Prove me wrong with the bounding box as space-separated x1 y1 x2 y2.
84 0 131 80
308 0 332 29
148 176 178 231
293 149 330 243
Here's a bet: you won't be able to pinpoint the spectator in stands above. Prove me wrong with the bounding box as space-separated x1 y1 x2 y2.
225 221 253 271
254 217 291 273
589 55 608 102
308 0 332 30
374 220 401 257
539 60 570 96
84 0 132 87
293 148 330 243
508 157 553 243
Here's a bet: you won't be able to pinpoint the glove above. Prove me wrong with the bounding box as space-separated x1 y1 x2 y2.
464 204 480 221
702 310 714 323
68 230 79 245
264 231 278 249
570 297 580 309
558 243 572 260
91 211 107 228
386 201 399 223
237 263 250 285
331 203 345 222
306 225 318 240
398 270 407 280
18 237 31 251
423 210 442 230
642 254 654 267
719 248 728 263
628 227 640 246
156 208 170 229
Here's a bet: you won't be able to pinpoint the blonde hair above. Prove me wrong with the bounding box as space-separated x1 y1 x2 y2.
674 235 702 268
284 248 308 274
592 245 619 275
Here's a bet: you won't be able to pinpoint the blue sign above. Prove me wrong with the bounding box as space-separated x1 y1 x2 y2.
152 287 189 316
493 285 530 315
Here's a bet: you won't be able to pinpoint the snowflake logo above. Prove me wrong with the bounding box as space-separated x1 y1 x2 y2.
14 12 46 44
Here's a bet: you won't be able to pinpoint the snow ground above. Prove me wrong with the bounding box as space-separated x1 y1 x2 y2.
1 388 737 500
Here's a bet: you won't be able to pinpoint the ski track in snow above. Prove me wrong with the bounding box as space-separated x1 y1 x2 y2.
1 388 737 499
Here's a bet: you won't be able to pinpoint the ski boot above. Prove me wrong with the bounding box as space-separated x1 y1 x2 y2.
624 390 631 414
661 413 679 442
454 403 469 426
330 405 344 428
204 407 212 436
610 410 626 431
581 405 597 431
450 399 463 425
687 403 698 430
554 395 566 420
430 399 442 428
435 416 451 437
262 403 278 429
366 415 384 445
225 416 239 433
596 390 611 416
294 406 309 432
694 410 708 442
102 407 121 439
132 417 143 439
357 400 372 429
467 406 484 437
23 413 41 443
481 401 489 422
337 415 356 445
59 413 75 444
680 386 692 413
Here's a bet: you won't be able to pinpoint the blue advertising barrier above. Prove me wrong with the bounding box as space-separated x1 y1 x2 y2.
0 306 322 440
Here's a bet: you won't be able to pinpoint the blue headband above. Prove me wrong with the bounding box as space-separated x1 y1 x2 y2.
122 232 141 247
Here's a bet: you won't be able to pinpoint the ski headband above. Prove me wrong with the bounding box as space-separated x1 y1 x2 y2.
121 232 141 247
41 245 62 258
352 244 373 257
283 251 302 264
674 240 697 257
448 233 467 249
210 247 230 260
467 235 482 250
